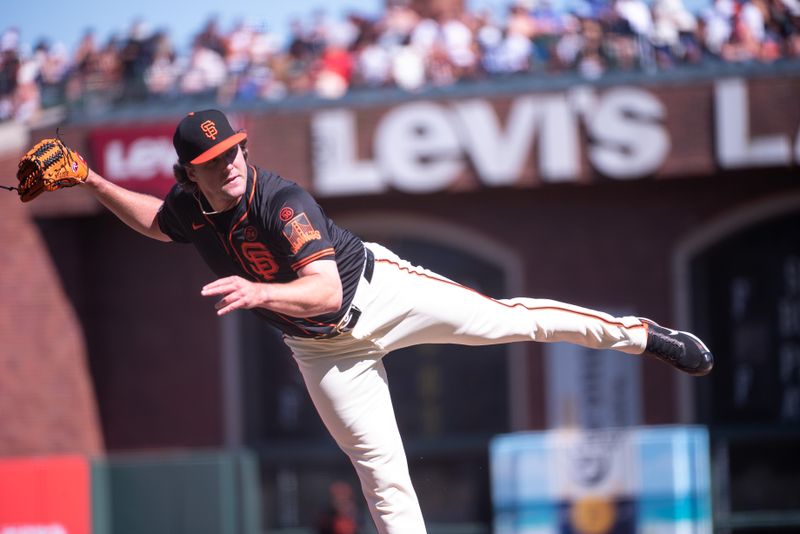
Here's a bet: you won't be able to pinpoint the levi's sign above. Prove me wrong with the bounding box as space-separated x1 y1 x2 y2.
86 77 799 199
311 78 800 196
89 123 177 198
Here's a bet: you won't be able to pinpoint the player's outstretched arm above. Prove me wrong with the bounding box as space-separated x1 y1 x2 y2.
13 137 170 242
84 170 171 242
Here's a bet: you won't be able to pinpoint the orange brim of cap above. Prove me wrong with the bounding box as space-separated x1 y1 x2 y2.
190 132 248 164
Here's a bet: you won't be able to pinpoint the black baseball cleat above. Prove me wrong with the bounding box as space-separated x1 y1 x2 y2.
640 318 714 376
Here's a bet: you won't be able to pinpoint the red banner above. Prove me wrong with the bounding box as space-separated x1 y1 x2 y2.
0 455 91 534
88 123 178 198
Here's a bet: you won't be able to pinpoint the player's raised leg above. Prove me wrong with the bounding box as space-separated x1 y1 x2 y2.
357 243 646 352
357 243 712 376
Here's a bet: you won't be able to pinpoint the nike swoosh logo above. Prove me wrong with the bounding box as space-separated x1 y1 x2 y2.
192 222 205 230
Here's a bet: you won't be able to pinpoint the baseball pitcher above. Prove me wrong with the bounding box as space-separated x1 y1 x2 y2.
13 110 713 534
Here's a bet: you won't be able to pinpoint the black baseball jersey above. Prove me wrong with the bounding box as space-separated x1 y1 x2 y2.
157 165 365 338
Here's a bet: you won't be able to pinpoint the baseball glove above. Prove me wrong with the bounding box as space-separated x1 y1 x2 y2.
16 138 89 202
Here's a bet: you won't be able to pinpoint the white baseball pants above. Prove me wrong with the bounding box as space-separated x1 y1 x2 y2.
284 242 648 534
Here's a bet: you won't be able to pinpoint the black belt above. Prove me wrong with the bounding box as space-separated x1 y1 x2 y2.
363 247 375 284
318 247 374 338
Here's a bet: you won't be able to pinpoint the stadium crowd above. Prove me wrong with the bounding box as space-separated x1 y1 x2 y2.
1 0 799 124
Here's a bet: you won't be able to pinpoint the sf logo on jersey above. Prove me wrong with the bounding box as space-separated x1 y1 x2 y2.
240 242 279 280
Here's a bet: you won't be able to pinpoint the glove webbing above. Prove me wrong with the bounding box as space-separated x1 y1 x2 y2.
42 152 63 171
35 140 72 174
33 141 57 158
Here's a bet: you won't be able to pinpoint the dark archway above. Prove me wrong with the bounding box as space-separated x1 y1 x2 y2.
684 202 800 532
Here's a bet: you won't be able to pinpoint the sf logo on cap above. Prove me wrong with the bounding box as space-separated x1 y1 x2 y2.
201 120 218 140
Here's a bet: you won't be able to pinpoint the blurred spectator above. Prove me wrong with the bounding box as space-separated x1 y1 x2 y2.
180 42 227 97
553 14 585 69
195 18 227 56
315 13 357 98
507 1 538 40
480 4 536 73
613 0 656 69
225 19 255 75
531 0 567 68
316 50 352 98
285 18 317 93
741 0 767 42
37 41 70 92
231 22 285 101
315 480 359 534
578 18 609 77
704 0 736 55
391 34 426 91
441 12 479 78
119 19 155 101
721 0 763 60
651 0 701 67
381 4 420 47
0 29 21 121
773 0 800 57
14 47 40 122
144 32 178 97
354 29 392 87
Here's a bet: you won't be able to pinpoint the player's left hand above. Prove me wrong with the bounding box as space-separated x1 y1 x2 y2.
201 276 267 316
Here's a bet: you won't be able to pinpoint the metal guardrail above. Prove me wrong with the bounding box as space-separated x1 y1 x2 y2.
91 449 261 534
718 512 800 530
269 523 490 534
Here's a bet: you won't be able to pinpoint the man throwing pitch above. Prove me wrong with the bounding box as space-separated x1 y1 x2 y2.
15 109 713 534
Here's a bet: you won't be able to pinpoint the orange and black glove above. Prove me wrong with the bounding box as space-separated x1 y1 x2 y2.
16 138 89 202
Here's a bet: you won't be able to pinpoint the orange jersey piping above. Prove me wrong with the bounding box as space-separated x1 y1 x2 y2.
227 165 259 279
292 248 336 271
376 258 646 330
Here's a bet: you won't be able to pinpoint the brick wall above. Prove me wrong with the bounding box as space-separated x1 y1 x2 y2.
34 212 225 450
0 150 102 456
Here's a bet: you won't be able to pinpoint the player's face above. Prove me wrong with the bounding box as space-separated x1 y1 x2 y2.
188 144 248 207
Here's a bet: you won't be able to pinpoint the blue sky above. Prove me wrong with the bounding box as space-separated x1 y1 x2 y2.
3 0 525 54
4 0 385 53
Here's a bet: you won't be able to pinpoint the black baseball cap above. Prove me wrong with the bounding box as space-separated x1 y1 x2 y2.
173 109 247 164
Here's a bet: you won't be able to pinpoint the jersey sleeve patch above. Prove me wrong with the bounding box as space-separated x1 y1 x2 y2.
281 212 322 253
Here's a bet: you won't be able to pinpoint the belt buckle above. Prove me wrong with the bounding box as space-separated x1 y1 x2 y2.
336 305 361 334
336 311 353 334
